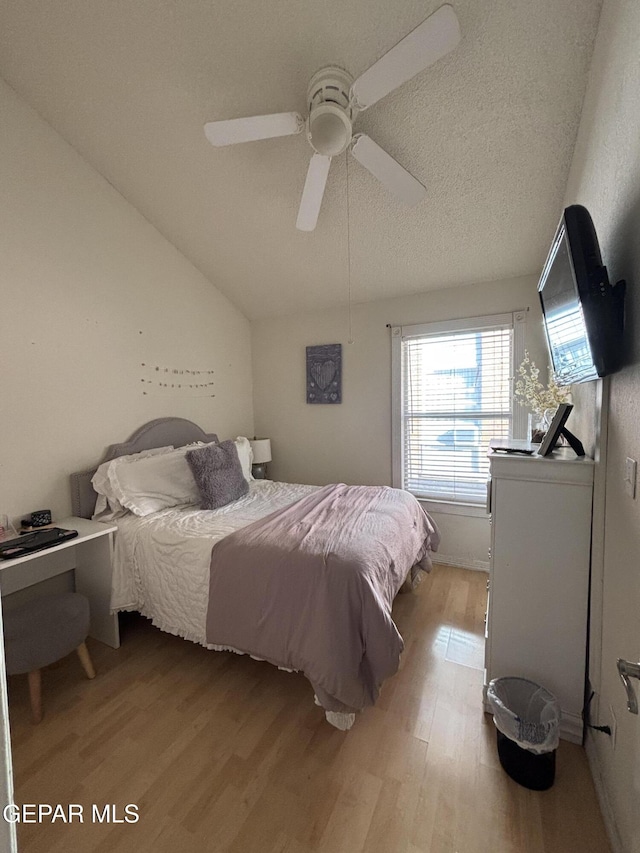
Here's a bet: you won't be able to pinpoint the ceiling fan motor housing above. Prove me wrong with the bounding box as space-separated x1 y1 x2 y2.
306 66 354 157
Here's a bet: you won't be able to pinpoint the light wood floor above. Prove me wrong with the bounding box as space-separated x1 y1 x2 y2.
7 565 611 853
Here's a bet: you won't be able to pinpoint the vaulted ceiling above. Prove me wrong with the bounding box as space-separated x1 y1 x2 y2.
0 0 602 319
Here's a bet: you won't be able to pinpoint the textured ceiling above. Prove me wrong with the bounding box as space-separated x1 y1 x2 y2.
0 0 602 319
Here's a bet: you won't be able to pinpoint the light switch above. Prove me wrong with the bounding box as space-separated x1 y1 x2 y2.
624 457 637 498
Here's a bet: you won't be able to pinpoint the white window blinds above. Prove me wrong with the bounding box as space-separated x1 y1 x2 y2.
393 314 522 505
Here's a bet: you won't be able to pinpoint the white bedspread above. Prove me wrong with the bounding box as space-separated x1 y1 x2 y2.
111 480 319 645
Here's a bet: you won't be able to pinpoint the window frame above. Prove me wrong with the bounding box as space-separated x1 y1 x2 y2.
391 311 527 516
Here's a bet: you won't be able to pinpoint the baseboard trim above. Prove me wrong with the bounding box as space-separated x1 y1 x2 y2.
559 712 583 744
433 553 490 572
585 732 623 853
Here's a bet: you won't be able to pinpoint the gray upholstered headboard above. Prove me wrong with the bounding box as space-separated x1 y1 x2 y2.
70 417 219 519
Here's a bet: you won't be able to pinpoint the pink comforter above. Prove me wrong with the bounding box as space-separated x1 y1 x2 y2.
206 483 439 714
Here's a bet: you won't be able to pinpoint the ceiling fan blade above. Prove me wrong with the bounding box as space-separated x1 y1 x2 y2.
204 112 304 147
296 154 332 232
351 4 461 110
350 135 426 207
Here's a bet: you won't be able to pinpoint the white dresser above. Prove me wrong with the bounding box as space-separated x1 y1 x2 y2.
485 446 594 743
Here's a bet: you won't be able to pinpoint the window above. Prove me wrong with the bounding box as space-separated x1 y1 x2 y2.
392 312 526 510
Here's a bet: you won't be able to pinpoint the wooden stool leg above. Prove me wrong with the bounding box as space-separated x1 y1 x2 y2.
28 670 42 724
76 642 96 680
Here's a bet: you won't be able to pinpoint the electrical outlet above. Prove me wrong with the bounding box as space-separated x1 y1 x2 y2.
609 704 617 750
624 458 637 498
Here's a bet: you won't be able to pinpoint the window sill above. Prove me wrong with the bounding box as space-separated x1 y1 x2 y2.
416 499 488 518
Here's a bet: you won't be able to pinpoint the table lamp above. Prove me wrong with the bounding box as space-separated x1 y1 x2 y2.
250 438 272 479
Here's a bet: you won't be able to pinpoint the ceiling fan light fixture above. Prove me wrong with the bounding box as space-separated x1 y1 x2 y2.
203 5 461 229
307 104 352 156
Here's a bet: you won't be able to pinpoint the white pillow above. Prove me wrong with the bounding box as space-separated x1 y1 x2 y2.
92 446 175 519
107 444 214 516
234 437 254 482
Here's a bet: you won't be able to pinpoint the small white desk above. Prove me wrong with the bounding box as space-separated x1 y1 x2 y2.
0 517 119 649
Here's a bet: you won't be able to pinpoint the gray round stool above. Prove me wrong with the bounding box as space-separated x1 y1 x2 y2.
3 592 96 723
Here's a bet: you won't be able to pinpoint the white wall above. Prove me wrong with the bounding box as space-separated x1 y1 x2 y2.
252 276 546 567
0 79 254 527
0 77 253 835
561 1 640 850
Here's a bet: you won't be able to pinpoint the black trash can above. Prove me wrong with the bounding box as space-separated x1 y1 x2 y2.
487 677 560 791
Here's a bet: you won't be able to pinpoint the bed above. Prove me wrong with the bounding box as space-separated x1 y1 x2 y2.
70 417 440 729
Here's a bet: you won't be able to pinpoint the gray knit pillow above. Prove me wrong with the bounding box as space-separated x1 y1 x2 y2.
186 440 249 510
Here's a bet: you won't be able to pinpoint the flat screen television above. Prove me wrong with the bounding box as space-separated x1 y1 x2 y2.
537 205 625 385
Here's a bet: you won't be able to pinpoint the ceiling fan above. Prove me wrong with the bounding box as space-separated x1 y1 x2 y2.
204 4 461 231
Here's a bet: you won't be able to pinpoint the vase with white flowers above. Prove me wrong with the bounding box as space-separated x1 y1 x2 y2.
514 351 571 442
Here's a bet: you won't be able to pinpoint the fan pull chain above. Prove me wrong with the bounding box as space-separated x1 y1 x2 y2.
346 151 354 345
